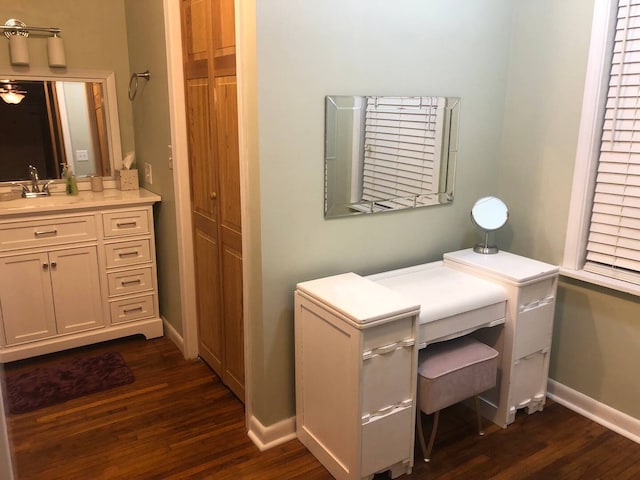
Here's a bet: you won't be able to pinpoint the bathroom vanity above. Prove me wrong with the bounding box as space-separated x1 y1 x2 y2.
294 249 558 480
0 189 162 362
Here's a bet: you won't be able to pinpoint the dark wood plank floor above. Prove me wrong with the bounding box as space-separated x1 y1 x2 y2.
2 335 640 479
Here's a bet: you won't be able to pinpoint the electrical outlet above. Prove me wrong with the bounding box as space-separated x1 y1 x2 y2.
144 163 153 184
76 150 89 161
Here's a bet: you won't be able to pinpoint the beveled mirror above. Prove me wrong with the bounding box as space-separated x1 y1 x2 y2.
324 95 460 218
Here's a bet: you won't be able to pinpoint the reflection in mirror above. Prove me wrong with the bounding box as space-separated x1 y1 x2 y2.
0 70 122 184
471 196 509 255
324 95 459 218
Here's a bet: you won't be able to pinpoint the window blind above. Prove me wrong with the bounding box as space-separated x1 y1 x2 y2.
360 96 444 209
585 0 640 283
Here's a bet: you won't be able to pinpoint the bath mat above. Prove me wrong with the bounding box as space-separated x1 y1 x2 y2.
4 351 134 414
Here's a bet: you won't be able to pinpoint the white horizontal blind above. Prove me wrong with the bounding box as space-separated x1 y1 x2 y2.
585 0 640 283
361 96 444 209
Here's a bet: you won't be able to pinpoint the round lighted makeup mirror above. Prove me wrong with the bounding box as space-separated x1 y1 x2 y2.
471 196 509 254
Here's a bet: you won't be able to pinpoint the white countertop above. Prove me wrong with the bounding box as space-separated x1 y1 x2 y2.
0 188 161 217
296 272 421 326
367 261 507 325
444 249 559 285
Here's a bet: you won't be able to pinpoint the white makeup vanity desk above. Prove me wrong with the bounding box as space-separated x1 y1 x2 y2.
294 249 558 480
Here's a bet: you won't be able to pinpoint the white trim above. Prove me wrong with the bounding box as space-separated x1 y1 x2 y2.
247 415 297 451
562 0 617 270
162 316 185 356
162 0 198 360
547 379 640 445
560 267 640 297
236 0 258 430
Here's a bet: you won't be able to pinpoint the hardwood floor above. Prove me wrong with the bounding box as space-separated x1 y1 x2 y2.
2 335 640 479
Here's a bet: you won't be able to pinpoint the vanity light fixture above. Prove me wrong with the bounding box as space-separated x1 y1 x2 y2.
0 83 26 104
3 18 65 68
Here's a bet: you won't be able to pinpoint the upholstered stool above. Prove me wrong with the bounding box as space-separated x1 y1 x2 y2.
416 336 498 462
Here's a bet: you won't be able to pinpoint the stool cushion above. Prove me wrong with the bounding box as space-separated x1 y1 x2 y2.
418 336 498 415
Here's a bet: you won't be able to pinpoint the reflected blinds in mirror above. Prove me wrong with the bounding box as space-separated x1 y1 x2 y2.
361 96 444 209
585 0 640 284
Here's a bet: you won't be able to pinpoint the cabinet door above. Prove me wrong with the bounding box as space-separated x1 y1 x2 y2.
0 252 57 345
50 246 104 334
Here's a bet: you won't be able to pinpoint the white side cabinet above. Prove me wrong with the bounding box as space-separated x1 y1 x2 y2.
295 273 420 480
443 249 559 427
0 190 163 362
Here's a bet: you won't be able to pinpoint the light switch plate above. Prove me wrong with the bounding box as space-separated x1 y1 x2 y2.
144 163 152 184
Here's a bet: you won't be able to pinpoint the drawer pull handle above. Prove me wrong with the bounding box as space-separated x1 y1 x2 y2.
362 338 415 360
34 229 57 237
123 306 143 314
42 263 49 270
118 250 139 258
116 221 138 228
121 279 142 286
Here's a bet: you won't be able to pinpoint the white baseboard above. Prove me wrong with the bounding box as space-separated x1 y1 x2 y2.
547 379 640 444
162 316 185 357
247 415 297 451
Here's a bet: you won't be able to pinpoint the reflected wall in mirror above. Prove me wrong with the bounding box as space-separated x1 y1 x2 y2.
0 69 122 183
324 95 460 218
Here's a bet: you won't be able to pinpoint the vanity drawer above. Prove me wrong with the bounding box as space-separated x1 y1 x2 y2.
362 343 414 416
361 404 413 477
107 266 154 297
110 294 155 324
0 215 97 252
102 210 150 238
513 302 554 358
104 239 151 268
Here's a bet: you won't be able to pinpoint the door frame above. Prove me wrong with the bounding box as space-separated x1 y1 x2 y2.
162 0 256 427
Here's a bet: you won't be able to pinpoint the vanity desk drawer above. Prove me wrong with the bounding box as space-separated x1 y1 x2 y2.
109 294 156 324
104 239 152 268
102 210 150 238
0 215 97 251
107 266 154 297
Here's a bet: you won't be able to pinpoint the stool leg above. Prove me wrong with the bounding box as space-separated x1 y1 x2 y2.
474 396 485 436
416 410 429 462
424 410 440 462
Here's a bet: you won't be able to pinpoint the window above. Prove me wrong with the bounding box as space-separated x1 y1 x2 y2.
564 0 640 294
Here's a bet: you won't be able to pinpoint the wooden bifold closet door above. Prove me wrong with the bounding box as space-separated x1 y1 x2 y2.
180 0 244 402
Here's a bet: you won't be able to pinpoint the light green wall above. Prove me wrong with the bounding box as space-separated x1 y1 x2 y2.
254 0 515 425
0 0 134 159
123 0 182 334
497 0 640 420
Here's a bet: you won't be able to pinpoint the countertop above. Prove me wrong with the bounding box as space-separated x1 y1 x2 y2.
0 188 161 218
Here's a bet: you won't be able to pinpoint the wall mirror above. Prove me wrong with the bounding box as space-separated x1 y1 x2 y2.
0 69 122 183
324 95 460 218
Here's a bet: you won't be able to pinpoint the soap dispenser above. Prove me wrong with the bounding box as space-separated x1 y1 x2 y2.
63 164 79 195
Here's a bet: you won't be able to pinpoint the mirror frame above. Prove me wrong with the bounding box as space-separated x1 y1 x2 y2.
324 95 460 218
0 67 123 183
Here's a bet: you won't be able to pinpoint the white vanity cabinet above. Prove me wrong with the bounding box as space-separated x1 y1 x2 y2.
0 245 103 345
295 273 420 480
0 190 163 362
101 208 158 325
443 249 559 427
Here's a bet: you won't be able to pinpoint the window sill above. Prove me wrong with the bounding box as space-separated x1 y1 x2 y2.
560 267 640 298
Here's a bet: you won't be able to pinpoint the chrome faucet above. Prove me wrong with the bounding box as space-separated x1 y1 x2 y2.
28 165 40 193
11 166 54 197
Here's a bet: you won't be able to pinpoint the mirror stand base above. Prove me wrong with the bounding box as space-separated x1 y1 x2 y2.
473 243 499 255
